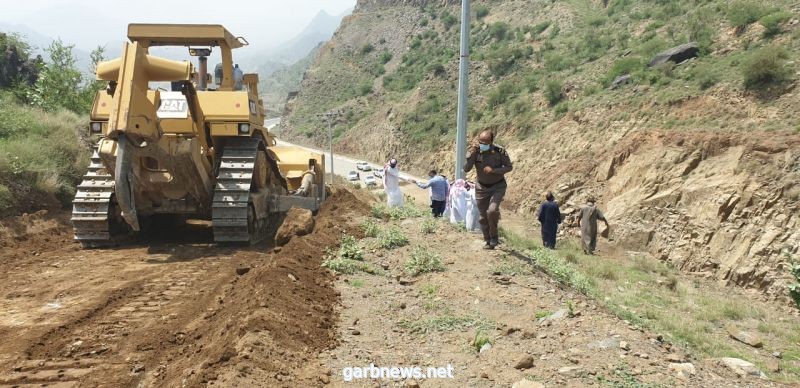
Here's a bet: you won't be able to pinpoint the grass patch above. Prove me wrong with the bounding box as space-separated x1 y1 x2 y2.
377 226 409 249
405 246 445 277
322 235 376 274
491 255 533 276
472 330 492 352
349 279 365 288
399 314 494 334
370 203 427 220
420 217 437 234
535 310 551 319
361 219 380 238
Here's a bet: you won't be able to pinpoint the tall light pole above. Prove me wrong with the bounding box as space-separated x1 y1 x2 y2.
455 0 470 181
320 111 339 185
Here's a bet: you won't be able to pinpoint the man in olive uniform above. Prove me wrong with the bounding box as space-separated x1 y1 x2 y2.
464 130 513 249
577 196 610 255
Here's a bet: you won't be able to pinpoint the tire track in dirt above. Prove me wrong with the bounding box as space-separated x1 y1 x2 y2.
0 187 371 387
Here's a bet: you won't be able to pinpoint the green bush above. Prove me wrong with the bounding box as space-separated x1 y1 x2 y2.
0 184 12 211
742 46 792 90
554 101 569 117
360 43 375 55
475 5 490 19
760 11 791 38
405 246 445 276
789 263 800 309
487 81 518 108
441 12 457 30
371 204 427 220
358 82 373 96
361 219 380 238
693 66 721 90
338 235 364 261
379 50 393 64
378 227 409 249
321 235 374 274
531 21 551 35
726 1 768 30
488 22 511 41
420 217 437 234
544 79 564 106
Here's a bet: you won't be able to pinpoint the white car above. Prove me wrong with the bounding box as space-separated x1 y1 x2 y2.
363 175 377 187
347 171 360 181
356 161 372 171
373 169 384 178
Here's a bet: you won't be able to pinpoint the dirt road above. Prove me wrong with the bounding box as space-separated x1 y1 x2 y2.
0 188 368 387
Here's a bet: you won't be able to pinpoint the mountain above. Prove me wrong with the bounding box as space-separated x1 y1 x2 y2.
282 0 800 298
0 22 94 73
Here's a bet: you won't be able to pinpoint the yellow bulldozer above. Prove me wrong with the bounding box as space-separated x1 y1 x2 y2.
71 24 326 247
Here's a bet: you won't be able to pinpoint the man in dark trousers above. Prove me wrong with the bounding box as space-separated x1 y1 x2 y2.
538 191 562 249
464 130 513 250
412 169 449 217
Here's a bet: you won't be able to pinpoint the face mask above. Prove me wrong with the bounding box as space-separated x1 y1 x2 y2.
389 163 397 168
479 143 491 153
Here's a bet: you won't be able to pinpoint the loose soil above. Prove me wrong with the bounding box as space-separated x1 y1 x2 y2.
0 187 365 387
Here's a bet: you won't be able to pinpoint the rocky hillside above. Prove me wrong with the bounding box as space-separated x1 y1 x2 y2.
281 0 800 300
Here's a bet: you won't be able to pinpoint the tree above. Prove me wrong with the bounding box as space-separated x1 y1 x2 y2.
27 39 85 112
78 46 106 109
0 32 42 89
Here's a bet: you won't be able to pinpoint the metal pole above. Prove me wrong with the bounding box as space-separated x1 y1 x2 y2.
328 117 334 185
455 0 470 181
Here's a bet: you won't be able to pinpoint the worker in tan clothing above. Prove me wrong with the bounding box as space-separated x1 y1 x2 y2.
464 130 513 249
577 196 609 255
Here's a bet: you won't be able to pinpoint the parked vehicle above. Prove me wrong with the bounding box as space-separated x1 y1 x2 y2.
347 171 360 181
373 169 384 178
356 161 372 171
363 175 377 187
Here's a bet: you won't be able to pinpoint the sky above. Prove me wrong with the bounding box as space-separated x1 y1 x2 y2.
0 0 356 51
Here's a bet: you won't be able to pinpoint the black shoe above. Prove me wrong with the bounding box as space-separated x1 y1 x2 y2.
483 242 494 250
489 238 498 248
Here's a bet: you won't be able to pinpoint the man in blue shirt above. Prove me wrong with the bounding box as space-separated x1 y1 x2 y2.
412 169 449 217
538 191 562 249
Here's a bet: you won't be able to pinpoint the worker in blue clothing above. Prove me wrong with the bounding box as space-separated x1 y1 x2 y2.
538 191 562 249
412 169 449 217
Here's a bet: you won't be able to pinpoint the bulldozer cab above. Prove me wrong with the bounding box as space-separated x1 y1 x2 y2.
127 24 248 92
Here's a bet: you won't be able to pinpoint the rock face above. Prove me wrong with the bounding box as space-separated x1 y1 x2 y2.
275 207 315 246
648 42 700 67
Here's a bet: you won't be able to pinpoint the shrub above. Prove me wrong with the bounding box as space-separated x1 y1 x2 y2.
472 330 492 352
378 227 409 249
488 22 511 41
760 11 791 38
358 82 373 96
531 21 551 35
405 246 445 276
554 101 569 117
0 184 12 211
360 43 375 55
475 5 489 19
789 263 800 309
726 1 768 31
379 50 393 64
321 235 374 274
487 81 517 108
693 66 721 90
371 204 426 220
338 235 364 261
442 12 457 30
741 46 792 90
361 219 380 238
544 79 564 106
420 217 437 234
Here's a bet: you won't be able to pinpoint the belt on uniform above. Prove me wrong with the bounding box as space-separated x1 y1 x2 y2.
477 178 506 188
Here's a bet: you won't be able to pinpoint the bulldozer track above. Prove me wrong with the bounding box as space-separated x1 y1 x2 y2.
70 148 116 248
212 137 263 243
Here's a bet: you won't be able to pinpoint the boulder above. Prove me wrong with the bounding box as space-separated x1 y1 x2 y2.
610 74 632 89
719 357 767 379
668 362 696 379
512 380 545 388
726 326 763 348
274 207 314 246
515 355 535 370
648 42 699 67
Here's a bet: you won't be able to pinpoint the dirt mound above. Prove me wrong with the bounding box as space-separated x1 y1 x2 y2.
0 185 373 387
275 207 315 246
0 209 77 264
